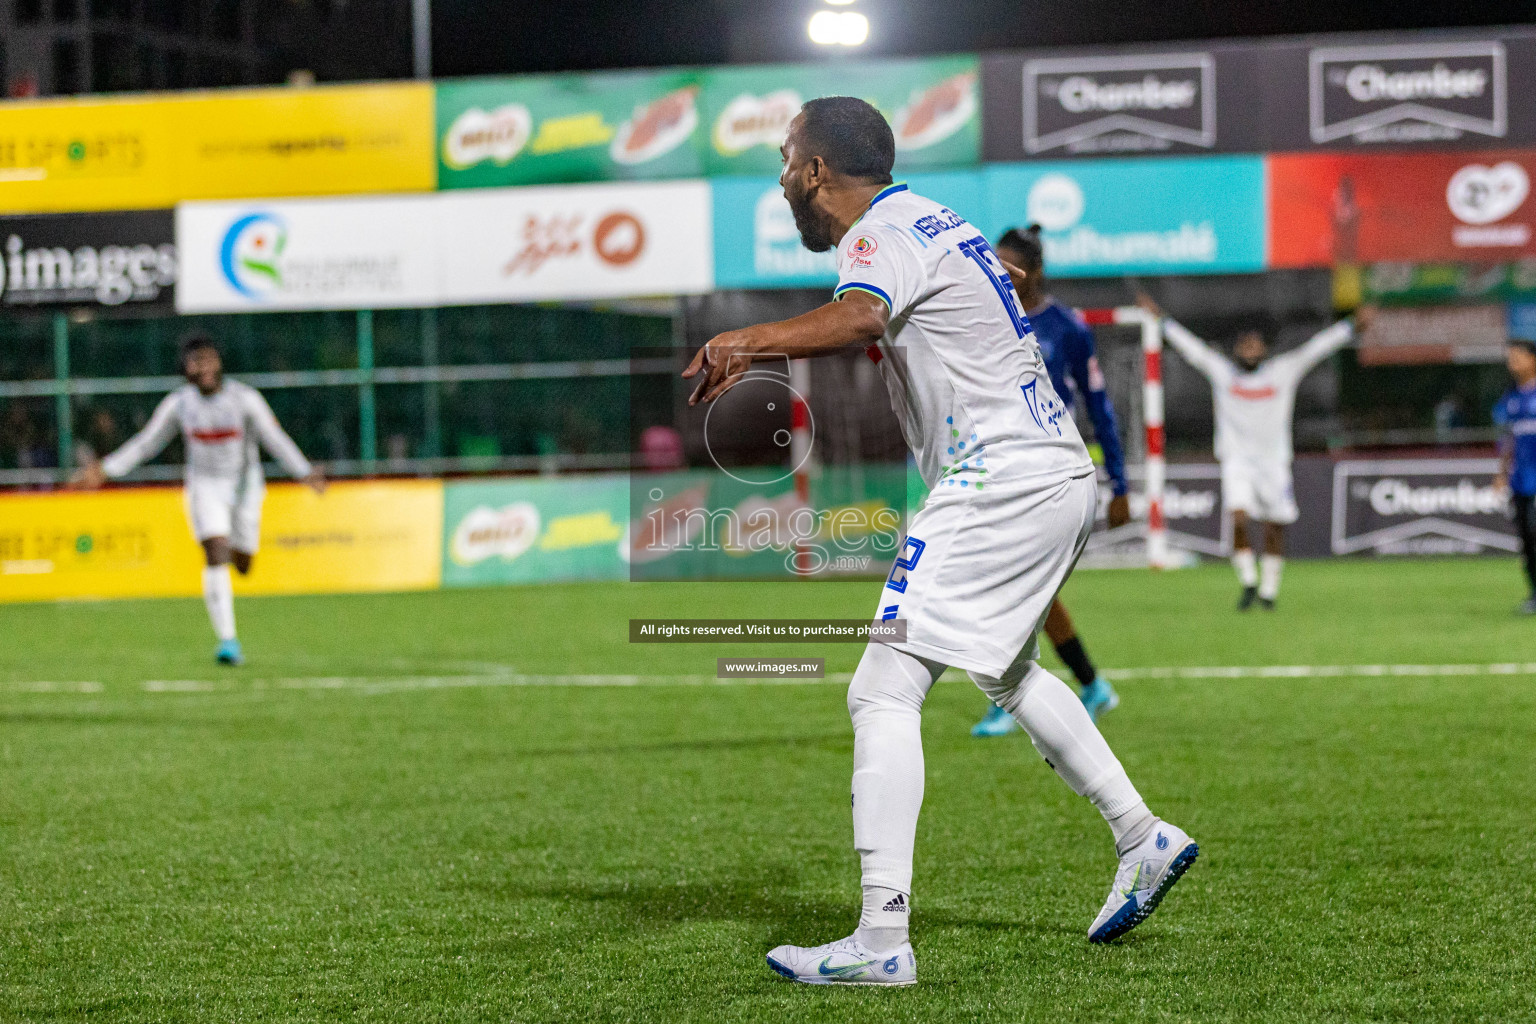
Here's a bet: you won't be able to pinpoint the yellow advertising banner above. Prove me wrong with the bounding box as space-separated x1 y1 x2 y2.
0 479 442 603
236 479 443 596
0 96 177 213
0 82 435 214
171 83 436 201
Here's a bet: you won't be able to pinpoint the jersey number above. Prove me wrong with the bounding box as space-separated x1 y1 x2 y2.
958 236 1029 340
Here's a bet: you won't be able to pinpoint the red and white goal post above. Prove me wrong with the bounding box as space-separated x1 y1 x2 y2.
1079 306 1168 570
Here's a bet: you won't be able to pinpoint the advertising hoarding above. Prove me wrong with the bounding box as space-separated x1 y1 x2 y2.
982 156 1267 277
436 179 713 303
1269 150 1536 268
436 70 705 188
699 56 980 177
0 209 175 307
175 194 439 313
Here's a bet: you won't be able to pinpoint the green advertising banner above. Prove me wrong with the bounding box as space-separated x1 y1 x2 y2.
441 467 912 586
1364 262 1536 304
699 55 979 176
443 475 631 586
628 465 911 582
435 69 706 188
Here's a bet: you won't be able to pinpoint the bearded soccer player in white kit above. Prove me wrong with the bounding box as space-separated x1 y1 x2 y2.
683 98 1197 986
1138 295 1374 610
75 333 325 665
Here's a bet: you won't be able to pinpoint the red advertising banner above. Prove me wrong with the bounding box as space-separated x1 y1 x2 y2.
1268 150 1536 268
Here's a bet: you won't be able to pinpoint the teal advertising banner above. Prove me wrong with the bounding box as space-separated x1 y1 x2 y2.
442 475 630 586
712 170 986 289
982 156 1267 277
436 69 706 188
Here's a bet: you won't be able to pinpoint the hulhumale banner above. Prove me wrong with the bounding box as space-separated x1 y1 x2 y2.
435 70 707 189
711 170 984 290
982 156 1266 277
699 55 980 177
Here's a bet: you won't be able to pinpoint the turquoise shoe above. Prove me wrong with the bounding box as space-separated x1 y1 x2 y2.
216 639 245 666
970 703 1017 737
1080 676 1120 723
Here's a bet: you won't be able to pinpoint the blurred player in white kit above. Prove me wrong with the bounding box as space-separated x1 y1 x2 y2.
685 97 1198 986
75 334 324 665
1139 295 1373 609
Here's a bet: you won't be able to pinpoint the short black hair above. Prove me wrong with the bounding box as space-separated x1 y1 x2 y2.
797 96 895 183
179 332 219 370
1511 338 1536 357
996 224 1044 272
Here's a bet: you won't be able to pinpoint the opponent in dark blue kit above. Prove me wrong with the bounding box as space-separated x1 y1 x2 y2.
972 225 1132 736
1495 338 1536 615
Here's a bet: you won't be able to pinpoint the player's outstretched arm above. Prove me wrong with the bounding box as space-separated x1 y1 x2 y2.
245 388 323 492
682 291 888 405
1141 297 1230 382
94 391 182 483
1282 304 1376 377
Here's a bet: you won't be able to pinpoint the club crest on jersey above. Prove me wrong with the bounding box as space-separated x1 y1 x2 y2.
846 235 878 269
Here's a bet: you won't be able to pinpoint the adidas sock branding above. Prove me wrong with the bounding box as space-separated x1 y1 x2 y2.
881 893 908 914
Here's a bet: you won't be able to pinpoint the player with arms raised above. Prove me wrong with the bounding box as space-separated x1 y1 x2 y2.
684 97 1197 986
972 224 1131 736
75 334 324 664
1138 295 1373 610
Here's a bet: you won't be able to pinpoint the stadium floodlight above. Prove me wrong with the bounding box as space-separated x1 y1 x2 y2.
808 10 869 45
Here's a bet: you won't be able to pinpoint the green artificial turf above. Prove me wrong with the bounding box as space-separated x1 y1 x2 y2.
1 558 1533 1022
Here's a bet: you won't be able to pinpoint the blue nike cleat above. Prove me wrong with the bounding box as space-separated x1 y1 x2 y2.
216 639 245 666
970 703 1018 737
1080 676 1120 723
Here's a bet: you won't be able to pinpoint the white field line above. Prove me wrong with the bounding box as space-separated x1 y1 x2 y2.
0 680 104 693
1103 663 1536 681
4 663 1533 699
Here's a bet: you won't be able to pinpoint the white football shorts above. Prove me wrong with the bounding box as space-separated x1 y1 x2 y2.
1220 459 1298 525
184 472 264 552
873 470 1097 678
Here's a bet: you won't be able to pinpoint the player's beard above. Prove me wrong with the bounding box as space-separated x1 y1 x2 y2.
786 182 834 253
1236 355 1262 372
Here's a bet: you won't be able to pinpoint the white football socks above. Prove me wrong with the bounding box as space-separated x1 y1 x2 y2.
855 885 910 952
1259 554 1284 601
848 643 942 897
980 662 1152 852
202 564 236 642
1232 548 1258 588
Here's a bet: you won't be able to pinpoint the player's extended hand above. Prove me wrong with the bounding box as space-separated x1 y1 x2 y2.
1134 290 1163 318
682 329 756 406
1107 493 1131 528
67 461 106 490
1353 303 1378 333
303 468 327 495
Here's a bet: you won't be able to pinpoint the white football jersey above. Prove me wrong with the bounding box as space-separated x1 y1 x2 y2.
833 184 1093 492
1161 318 1353 466
101 379 312 483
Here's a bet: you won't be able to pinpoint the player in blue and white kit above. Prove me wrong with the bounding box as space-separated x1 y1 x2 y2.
1494 339 1536 614
683 97 1197 986
971 225 1130 736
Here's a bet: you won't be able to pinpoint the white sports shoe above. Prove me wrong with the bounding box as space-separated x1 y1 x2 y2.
1088 820 1199 943
766 934 916 986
